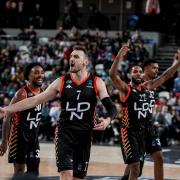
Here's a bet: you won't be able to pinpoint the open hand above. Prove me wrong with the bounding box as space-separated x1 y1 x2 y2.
93 117 111 131
0 108 6 120
0 142 8 156
118 45 130 59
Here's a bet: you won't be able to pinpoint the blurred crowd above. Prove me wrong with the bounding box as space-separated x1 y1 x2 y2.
0 0 111 30
0 26 179 146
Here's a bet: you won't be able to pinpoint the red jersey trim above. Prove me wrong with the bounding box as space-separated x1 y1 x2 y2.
59 76 65 96
129 82 143 92
22 87 28 98
120 86 131 103
70 72 90 86
26 84 41 95
94 76 99 96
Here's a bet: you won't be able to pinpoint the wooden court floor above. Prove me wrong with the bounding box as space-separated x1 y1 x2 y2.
0 143 180 179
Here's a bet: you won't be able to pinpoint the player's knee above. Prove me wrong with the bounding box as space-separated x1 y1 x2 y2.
26 158 40 176
129 163 140 178
73 162 88 179
131 169 140 178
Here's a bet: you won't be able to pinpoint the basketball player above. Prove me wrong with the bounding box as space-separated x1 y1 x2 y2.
0 46 117 180
0 63 44 178
121 53 180 180
109 46 180 180
121 59 162 180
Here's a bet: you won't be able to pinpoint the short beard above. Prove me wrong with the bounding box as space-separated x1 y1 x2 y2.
32 81 42 87
131 78 141 86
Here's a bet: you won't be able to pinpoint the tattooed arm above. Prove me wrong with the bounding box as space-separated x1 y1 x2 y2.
144 49 180 90
109 46 130 100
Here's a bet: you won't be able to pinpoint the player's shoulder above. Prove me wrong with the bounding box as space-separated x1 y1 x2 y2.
14 86 28 100
93 75 103 82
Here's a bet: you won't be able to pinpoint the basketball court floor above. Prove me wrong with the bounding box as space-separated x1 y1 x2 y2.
0 143 180 180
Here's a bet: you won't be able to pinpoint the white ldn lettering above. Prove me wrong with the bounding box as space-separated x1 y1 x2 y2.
66 102 76 111
77 102 90 112
134 99 155 119
66 102 90 120
27 112 42 129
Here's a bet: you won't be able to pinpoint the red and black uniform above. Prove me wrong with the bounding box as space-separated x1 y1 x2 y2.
8 84 43 175
144 89 162 154
55 72 98 178
120 84 155 164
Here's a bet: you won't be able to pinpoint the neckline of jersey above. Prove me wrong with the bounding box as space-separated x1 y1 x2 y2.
70 72 90 86
26 84 41 96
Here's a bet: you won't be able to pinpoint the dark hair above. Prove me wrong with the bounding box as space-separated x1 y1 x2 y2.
129 63 141 73
24 62 43 80
142 59 158 70
73 45 88 57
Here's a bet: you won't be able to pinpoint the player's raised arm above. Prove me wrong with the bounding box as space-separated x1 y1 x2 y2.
144 49 180 90
109 45 130 99
0 78 62 118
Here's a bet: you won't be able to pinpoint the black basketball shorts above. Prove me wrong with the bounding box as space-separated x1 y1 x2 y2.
8 125 40 164
55 127 92 179
120 127 146 164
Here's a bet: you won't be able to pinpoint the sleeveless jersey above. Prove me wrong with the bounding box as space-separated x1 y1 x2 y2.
120 84 156 129
142 79 158 127
11 85 43 132
59 73 98 130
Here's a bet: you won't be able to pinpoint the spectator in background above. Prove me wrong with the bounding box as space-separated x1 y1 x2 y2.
18 28 29 40
4 0 18 27
3 97 10 106
174 13 180 46
9 1 18 28
87 4 111 30
153 105 171 146
67 0 79 28
17 0 26 28
55 27 68 41
29 3 43 28
131 29 144 43
63 0 79 29
63 5 72 29
169 106 180 145
49 98 61 129
173 71 180 94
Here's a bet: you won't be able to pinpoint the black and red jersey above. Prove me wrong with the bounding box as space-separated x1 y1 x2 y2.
120 84 156 129
59 72 98 130
11 84 43 132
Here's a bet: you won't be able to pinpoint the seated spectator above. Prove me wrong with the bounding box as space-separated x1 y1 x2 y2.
153 105 171 146
169 106 180 145
167 92 177 106
173 71 180 93
55 26 67 41
49 98 61 127
131 29 144 43
18 28 29 40
81 29 92 41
